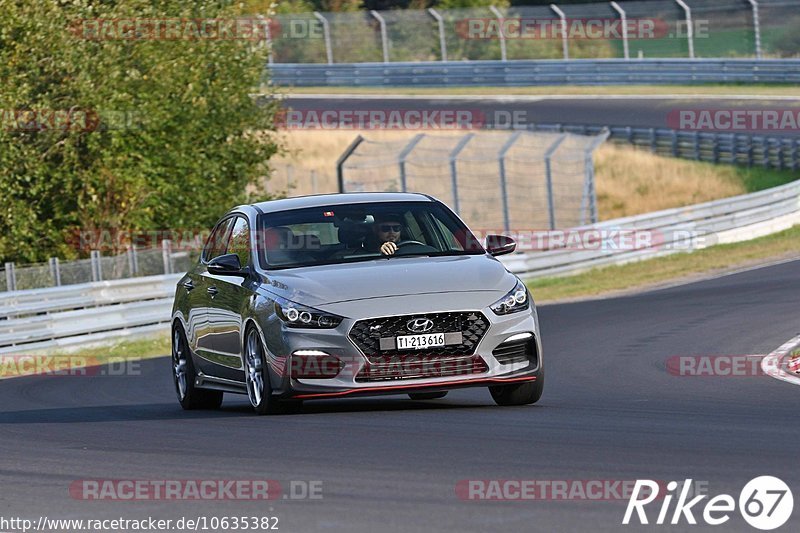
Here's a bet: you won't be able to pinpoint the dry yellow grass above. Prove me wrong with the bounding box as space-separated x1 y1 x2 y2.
594 143 745 219
268 130 748 220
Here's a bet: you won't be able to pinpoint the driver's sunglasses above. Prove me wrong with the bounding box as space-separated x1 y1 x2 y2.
379 224 402 233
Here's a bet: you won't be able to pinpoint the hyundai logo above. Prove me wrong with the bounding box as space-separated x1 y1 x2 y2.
407 318 434 333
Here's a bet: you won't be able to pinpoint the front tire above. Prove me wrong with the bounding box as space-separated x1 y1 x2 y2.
489 370 544 406
244 327 300 415
172 325 223 410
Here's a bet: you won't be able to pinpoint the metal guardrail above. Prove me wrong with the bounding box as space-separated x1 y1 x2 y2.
270 59 800 87
502 178 800 277
1 178 799 352
526 123 800 170
0 274 181 354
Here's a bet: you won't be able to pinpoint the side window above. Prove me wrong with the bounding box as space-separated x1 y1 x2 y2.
403 212 426 243
431 213 464 251
203 218 234 262
228 217 251 267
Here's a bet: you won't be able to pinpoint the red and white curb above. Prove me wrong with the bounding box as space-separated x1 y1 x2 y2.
761 334 800 386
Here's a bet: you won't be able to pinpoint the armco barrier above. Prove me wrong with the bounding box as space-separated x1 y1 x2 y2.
1 180 799 352
270 59 800 87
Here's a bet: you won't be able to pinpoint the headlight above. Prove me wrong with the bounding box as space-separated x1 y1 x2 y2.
490 279 530 315
274 297 343 329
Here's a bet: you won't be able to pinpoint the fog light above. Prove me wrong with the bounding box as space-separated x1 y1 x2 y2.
291 350 343 379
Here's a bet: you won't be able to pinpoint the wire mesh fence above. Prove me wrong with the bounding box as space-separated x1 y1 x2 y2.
0 244 202 293
269 0 800 63
339 130 609 231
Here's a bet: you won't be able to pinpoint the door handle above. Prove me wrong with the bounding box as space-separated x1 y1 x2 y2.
182 280 195 291
207 286 219 297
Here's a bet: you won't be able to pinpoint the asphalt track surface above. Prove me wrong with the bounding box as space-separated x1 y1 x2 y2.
1 259 799 532
282 96 800 136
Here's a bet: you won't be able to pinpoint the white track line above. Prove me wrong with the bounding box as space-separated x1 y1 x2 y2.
761 334 800 387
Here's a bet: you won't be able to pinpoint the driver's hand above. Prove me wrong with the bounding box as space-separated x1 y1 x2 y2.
380 241 397 256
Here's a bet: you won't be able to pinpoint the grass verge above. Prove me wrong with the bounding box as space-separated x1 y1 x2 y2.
527 225 800 303
279 84 800 98
57 333 171 360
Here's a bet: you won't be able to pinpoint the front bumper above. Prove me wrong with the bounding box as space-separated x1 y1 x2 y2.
264 302 542 399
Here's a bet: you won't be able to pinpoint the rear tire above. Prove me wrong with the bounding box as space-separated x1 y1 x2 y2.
489 370 544 407
408 391 448 400
172 325 223 410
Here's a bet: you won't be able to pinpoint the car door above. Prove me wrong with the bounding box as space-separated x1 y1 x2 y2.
204 214 257 381
192 216 234 376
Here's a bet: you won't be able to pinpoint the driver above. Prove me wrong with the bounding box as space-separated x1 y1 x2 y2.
367 213 404 256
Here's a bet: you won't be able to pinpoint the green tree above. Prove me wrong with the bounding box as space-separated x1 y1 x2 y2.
0 0 279 262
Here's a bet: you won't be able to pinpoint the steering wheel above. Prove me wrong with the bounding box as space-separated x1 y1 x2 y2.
396 240 426 247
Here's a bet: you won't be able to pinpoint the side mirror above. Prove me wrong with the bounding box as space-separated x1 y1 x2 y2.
485 235 516 257
207 253 248 276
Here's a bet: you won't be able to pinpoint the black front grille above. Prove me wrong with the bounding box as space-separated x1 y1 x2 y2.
355 354 488 382
492 337 537 366
349 312 489 360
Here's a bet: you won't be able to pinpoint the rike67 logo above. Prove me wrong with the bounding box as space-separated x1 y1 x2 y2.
623 477 793 530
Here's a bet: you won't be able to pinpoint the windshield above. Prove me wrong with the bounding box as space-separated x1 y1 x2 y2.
257 201 484 269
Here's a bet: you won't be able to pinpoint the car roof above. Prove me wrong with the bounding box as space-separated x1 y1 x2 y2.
248 192 435 214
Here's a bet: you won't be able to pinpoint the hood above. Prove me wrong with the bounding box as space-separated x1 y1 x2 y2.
258 254 514 309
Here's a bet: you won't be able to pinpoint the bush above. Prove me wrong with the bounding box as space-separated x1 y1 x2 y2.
0 0 279 262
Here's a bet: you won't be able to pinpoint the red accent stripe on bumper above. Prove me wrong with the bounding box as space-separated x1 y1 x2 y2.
292 374 536 400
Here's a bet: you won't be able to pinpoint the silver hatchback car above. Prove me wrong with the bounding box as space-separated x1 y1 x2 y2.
171 193 543 414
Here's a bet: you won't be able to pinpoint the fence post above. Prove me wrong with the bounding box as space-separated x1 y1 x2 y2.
581 128 610 225
489 6 508 61
428 8 447 62
747 0 762 59
731 133 739 164
90 250 102 281
671 130 679 156
449 133 474 215
498 131 522 232
313 12 333 64
693 131 700 160
336 135 364 192
550 4 569 60
5 262 15 292
712 133 720 163
544 134 568 230
162 239 173 275
49 257 61 287
370 10 390 63
128 246 139 276
747 135 755 166
257 14 274 65
649 128 657 153
397 134 425 193
610 2 630 60
675 0 695 59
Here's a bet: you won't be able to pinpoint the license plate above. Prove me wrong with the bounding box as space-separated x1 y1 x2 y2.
396 333 446 350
